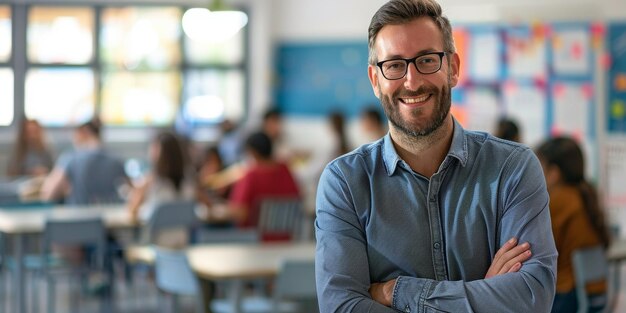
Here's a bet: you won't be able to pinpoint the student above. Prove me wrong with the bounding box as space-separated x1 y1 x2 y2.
7 117 54 177
495 118 521 143
127 131 196 222
314 0 557 312
228 131 300 229
360 106 388 143
536 137 610 313
41 119 129 205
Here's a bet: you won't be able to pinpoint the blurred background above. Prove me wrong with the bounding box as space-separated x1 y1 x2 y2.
1 0 626 311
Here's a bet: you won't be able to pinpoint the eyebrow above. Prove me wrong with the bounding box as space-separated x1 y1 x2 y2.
380 49 440 61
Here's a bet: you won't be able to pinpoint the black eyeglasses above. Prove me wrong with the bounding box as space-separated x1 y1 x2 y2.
376 52 446 80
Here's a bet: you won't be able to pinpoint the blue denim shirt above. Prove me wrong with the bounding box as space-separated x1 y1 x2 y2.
315 120 557 313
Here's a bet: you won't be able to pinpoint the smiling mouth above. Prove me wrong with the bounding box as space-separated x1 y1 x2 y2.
400 94 431 105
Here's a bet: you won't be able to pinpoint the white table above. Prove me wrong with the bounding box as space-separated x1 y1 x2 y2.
126 241 316 313
0 204 134 313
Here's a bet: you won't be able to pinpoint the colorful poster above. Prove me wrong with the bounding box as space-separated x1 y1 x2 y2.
504 24 548 81
468 26 501 83
463 86 501 133
502 81 547 146
551 81 593 140
607 23 626 133
551 25 592 77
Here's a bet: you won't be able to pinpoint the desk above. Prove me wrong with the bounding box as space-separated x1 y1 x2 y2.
0 204 133 313
126 242 316 313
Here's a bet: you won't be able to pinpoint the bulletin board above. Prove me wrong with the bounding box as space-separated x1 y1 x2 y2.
607 23 626 133
274 42 378 117
449 22 599 147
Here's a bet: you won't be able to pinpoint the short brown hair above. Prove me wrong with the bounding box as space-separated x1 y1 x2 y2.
368 0 455 65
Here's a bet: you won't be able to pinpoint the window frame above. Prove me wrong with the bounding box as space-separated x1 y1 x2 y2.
3 1 249 135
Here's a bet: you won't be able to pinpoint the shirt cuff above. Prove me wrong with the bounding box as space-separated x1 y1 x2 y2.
392 276 433 313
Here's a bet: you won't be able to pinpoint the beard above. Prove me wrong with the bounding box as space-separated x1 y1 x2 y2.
378 80 452 138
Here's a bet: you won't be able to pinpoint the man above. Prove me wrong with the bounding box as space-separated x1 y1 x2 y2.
315 0 557 312
41 119 129 205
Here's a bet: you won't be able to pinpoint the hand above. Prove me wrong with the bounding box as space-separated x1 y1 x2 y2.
485 237 532 279
369 278 396 307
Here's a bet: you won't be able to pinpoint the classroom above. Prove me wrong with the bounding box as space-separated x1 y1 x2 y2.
1 0 626 312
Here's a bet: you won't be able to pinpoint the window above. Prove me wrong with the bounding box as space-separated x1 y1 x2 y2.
7 4 248 129
100 7 181 126
0 69 13 126
0 6 10 62
25 68 94 126
25 6 95 125
27 7 94 64
0 6 12 126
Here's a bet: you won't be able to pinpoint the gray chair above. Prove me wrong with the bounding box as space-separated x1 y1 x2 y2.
258 197 304 242
143 200 199 245
572 245 609 313
272 259 318 313
39 217 108 313
194 228 260 244
153 247 274 313
154 246 204 313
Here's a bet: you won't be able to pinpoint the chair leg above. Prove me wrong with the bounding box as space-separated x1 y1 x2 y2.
47 275 55 313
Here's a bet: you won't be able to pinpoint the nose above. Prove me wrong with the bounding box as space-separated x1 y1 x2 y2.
403 62 424 91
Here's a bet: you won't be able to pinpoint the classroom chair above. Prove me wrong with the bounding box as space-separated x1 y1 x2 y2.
37 217 109 313
572 245 610 313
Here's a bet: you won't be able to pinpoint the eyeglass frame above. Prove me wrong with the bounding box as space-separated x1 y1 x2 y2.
375 51 447 80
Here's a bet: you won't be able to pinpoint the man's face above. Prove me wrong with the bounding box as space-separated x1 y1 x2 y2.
368 17 459 138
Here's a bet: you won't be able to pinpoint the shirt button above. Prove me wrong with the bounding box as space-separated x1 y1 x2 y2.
404 305 410 312
434 242 440 249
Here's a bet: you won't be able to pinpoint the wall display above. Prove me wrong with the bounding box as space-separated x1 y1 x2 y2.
504 24 548 81
275 42 378 117
551 81 593 140
551 24 592 77
502 81 547 146
608 23 626 133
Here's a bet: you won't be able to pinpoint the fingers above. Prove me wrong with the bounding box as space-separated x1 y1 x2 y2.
485 237 532 278
493 237 518 260
497 243 531 275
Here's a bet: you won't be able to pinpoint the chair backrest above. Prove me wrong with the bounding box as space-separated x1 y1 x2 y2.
258 197 303 242
42 217 106 270
274 259 317 300
572 245 608 313
153 247 199 296
145 200 198 244
195 228 259 244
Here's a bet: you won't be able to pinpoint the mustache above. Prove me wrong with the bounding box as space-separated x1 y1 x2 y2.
394 87 437 98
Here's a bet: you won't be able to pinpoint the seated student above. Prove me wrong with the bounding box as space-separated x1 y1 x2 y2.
128 132 196 222
41 119 129 205
127 131 199 246
7 117 54 177
495 118 521 143
227 132 300 229
355 106 387 146
535 137 611 313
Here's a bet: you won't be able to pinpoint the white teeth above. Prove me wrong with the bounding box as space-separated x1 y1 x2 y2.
402 94 429 104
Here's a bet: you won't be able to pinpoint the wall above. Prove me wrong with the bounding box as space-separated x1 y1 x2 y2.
271 0 626 151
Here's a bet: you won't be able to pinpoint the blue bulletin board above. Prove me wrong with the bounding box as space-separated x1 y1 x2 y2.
274 42 379 117
608 23 626 133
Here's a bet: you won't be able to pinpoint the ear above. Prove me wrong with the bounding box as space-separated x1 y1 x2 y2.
448 52 461 87
368 64 381 99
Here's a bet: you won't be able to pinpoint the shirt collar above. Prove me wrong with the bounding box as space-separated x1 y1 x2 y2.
382 117 469 176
